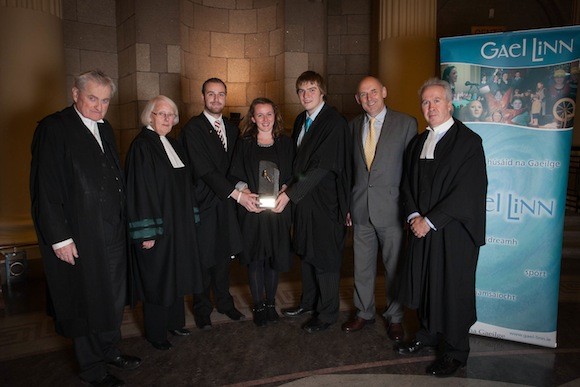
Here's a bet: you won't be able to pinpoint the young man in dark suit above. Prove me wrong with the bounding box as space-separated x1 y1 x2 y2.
275 71 351 332
180 78 248 330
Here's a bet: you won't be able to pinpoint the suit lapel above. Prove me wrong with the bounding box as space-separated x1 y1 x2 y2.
373 111 394 163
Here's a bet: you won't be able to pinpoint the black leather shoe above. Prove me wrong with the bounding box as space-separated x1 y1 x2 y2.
395 340 435 355
147 339 172 351
303 317 332 333
89 373 125 386
265 300 280 323
282 306 313 317
252 303 267 327
107 355 141 370
426 355 465 377
169 328 191 336
194 314 212 330
221 307 245 321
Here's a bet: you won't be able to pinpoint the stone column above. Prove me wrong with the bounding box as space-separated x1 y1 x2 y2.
117 0 181 161
377 0 437 123
0 1 65 246
327 0 372 122
283 0 327 126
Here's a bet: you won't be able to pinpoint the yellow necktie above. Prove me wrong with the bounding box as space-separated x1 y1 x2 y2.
364 117 376 169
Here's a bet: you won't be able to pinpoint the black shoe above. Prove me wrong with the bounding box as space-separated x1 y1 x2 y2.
252 303 267 327
107 354 141 370
426 355 465 377
265 300 280 323
169 328 191 336
395 340 435 355
221 307 245 321
282 306 313 317
302 317 332 333
194 314 212 330
147 339 172 351
88 373 125 387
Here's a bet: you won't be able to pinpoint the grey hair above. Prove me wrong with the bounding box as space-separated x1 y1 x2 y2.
418 78 453 102
74 70 117 96
140 95 179 126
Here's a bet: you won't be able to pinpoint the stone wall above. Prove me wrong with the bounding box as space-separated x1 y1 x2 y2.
62 0 119 143
181 0 285 127
60 0 372 157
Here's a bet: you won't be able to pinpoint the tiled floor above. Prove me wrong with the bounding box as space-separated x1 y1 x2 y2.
1 220 580 386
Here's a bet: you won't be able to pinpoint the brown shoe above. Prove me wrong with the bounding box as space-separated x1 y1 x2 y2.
341 316 375 333
387 322 404 342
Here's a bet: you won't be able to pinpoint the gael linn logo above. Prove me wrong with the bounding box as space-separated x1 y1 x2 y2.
480 37 574 62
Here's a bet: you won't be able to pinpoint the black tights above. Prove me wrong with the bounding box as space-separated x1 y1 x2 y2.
248 259 279 305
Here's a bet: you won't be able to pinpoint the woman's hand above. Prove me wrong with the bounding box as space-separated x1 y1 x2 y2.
142 240 155 249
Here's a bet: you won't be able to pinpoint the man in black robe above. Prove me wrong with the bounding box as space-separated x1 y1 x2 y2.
275 71 351 332
30 70 141 386
396 78 487 377
180 78 245 330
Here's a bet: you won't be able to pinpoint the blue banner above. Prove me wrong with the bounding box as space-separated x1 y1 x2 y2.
440 26 580 348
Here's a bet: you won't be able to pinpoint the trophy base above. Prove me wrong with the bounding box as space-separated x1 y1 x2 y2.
258 197 276 209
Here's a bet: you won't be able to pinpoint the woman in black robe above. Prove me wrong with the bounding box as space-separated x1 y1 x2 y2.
229 98 294 326
126 95 201 350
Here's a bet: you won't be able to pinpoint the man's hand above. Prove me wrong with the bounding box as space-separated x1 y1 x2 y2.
272 192 290 213
410 216 431 238
237 191 261 213
54 242 79 265
345 212 352 227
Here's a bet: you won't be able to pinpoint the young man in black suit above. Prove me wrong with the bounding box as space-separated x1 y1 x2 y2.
180 78 249 330
275 71 351 332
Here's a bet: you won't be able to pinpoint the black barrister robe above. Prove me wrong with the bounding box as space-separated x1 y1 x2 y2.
228 135 295 271
180 114 243 267
286 104 352 272
30 106 127 338
400 119 487 346
125 128 202 305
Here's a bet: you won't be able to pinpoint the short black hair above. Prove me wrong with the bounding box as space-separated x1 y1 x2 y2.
202 78 227 94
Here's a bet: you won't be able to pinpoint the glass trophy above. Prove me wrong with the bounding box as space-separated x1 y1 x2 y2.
258 160 279 209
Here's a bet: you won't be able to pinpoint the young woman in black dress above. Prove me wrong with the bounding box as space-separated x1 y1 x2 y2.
229 98 295 326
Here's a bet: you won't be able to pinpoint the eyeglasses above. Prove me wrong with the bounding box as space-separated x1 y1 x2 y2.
152 111 177 120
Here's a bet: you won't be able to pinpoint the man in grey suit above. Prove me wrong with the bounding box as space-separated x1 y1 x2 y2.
342 76 417 341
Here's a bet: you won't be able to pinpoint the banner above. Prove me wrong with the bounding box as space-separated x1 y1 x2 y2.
440 26 580 348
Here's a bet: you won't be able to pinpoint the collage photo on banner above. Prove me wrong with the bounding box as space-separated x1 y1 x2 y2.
440 26 580 348
445 62 578 128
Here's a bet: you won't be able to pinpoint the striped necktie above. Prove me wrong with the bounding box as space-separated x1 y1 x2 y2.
215 119 226 150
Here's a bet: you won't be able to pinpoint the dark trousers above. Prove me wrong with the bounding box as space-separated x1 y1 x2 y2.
74 330 121 382
74 220 127 382
143 297 185 342
298 260 341 324
193 259 234 317
416 328 471 364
